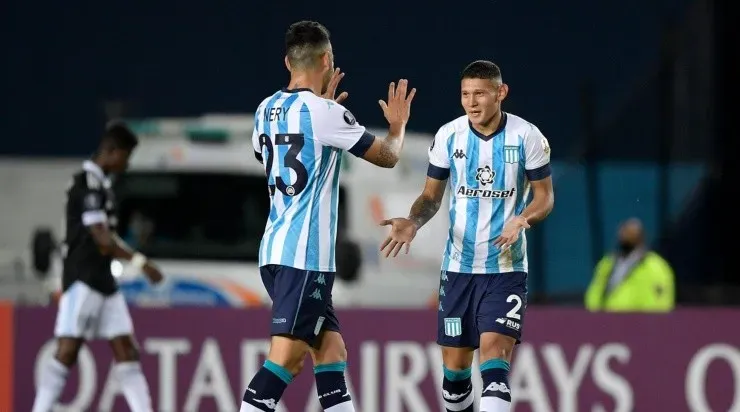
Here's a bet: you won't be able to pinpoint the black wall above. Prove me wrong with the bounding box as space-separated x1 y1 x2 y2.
2 0 689 156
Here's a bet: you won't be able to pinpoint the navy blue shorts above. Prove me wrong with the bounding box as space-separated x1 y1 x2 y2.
437 270 528 348
260 264 340 347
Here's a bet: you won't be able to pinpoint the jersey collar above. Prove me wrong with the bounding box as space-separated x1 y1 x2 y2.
469 112 508 142
281 87 313 94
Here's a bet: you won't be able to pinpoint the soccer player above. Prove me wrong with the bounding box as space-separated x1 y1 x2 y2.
32 122 164 412
379 60 554 412
240 21 416 412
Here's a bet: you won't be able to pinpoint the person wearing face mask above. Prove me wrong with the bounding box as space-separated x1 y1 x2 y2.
585 218 675 312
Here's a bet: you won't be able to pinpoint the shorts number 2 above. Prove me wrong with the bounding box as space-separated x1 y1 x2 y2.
506 294 523 320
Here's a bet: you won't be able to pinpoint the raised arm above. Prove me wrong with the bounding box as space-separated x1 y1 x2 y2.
313 79 416 168
361 79 417 167
358 123 406 168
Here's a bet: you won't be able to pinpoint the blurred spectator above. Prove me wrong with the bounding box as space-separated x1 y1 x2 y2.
585 218 675 312
124 211 155 249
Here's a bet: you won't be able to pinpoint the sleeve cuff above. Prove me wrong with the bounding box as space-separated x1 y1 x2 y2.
254 150 263 163
348 131 375 157
82 210 107 226
427 163 450 180
526 163 552 181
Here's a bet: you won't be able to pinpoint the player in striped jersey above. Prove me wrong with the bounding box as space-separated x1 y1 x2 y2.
380 61 554 412
240 21 416 412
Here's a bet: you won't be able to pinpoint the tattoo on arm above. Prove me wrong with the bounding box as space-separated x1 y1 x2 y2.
408 194 442 229
377 136 403 167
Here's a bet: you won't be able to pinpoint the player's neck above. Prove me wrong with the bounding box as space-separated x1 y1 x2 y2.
90 156 111 175
287 72 322 95
471 110 503 136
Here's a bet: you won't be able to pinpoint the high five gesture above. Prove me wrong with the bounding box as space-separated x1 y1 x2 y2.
378 79 416 126
321 68 349 104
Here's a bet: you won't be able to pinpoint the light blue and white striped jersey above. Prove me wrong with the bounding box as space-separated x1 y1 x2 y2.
252 88 375 271
427 113 552 274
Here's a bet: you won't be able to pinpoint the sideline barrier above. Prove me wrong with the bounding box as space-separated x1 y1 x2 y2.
0 302 13 412
7 307 740 412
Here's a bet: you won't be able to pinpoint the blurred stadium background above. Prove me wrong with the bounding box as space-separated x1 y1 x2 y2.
1 0 736 411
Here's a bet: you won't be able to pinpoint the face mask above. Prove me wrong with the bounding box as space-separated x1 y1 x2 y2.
618 241 636 255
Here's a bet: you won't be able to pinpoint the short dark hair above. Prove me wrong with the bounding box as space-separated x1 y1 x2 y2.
100 120 138 152
285 21 331 69
461 60 503 82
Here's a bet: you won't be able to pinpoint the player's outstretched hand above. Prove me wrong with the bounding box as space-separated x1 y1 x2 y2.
378 79 416 126
321 68 349 104
143 263 164 285
379 217 418 258
492 216 530 250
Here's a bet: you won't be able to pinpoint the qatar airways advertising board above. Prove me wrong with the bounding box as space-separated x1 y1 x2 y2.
5 307 739 412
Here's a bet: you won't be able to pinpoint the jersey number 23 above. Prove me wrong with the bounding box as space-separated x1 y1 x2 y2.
259 133 308 197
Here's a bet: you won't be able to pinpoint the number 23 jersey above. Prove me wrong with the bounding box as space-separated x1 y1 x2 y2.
252 88 375 272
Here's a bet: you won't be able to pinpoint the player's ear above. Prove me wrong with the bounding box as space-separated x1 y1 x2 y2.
320 52 330 71
498 83 509 102
284 56 292 71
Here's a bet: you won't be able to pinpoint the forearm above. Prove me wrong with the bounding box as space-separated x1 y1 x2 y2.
111 234 158 273
519 193 554 225
408 193 442 229
376 123 406 167
110 233 135 260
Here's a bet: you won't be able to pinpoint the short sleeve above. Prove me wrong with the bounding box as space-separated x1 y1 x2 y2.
427 125 452 180
252 110 263 163
79 188 107 226
523 125 552 181
252 127 263 163
312 101 375 157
